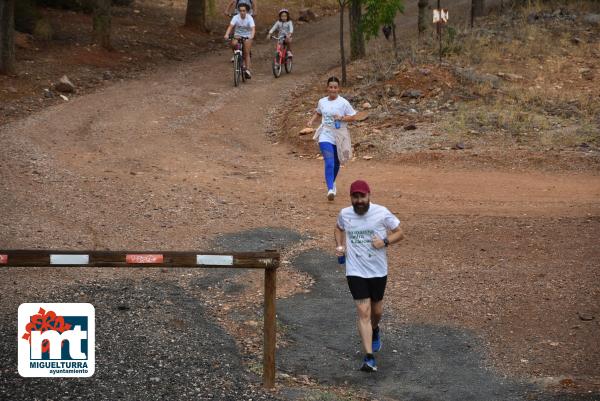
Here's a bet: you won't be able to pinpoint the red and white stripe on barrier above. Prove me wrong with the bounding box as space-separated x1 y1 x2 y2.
126 254 164 264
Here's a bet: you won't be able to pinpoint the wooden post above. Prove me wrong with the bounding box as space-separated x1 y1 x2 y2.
263 266 276 388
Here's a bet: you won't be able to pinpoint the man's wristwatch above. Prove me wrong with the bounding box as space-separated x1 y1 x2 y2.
383 238 390 247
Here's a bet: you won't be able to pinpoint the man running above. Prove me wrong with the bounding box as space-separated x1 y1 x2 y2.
334 180 404 372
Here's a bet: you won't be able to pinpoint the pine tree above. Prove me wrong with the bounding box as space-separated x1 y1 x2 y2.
0 0 16 74
93 0 112 50
185 0 207 31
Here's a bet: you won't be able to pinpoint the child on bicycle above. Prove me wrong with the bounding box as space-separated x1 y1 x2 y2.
266 8 293 57
224 3 256 78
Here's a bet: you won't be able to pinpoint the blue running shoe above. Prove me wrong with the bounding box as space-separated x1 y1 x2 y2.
372 326 381 353
360 355 377 372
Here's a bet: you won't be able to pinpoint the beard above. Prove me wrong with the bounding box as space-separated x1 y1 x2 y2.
352 201 370 215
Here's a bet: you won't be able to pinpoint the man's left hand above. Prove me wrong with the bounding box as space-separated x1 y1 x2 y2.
372 235 385 249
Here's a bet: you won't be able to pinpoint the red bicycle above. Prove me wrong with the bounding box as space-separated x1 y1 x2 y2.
271 36 292 78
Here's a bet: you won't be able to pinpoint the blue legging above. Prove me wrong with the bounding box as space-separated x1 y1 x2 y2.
319 142 340 191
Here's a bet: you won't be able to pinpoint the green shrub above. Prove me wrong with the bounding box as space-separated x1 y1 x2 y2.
33 18 54 41
442 26 463 56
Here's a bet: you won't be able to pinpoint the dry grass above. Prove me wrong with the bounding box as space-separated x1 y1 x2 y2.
280 0 599 170
522 0 600 13
298 0 338 9
435 1 600 149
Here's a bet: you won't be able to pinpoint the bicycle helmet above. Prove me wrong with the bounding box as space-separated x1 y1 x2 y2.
278 8 290 19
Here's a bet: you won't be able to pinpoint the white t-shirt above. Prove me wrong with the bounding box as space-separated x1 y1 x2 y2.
230 14 255 38
337 203 400 278
316 96 356 144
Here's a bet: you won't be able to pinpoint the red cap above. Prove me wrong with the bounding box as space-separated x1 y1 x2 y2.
350 180 370 195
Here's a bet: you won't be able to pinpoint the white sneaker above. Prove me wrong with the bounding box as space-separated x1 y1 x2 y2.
327 189 335 201
332 183 337 195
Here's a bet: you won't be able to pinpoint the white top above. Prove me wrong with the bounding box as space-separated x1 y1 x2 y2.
269 21 294 38
230 14 255 38
316 96 356 144
337 203 400 278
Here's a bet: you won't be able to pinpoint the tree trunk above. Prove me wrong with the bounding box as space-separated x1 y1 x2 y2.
472 0 485 18
418 0 428 37
339 1 347 85
93 0 111 50
392 22 397 60
0 0 16 75
185 0 207 31
471 0 475 27
349 0 364 60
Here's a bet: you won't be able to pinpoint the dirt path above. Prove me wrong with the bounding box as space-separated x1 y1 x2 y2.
1 9 597 249
1 1 599 400
277 246 600 401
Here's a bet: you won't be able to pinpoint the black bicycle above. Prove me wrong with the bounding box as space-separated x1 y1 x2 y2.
229 36 249 87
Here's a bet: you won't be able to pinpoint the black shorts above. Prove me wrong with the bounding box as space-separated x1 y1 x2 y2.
346 275 387 302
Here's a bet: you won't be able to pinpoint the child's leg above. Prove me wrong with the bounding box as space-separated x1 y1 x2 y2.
244 39 253 69
319 142 336 191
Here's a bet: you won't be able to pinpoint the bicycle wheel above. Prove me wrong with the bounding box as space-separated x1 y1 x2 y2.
233 55 240 87
240 55 246 83
272 53 282 78
285 53 293 74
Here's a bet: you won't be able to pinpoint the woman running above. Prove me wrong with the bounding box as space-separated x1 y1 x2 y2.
306 76 357 201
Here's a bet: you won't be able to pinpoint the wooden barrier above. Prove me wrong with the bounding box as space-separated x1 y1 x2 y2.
0 249 279 388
